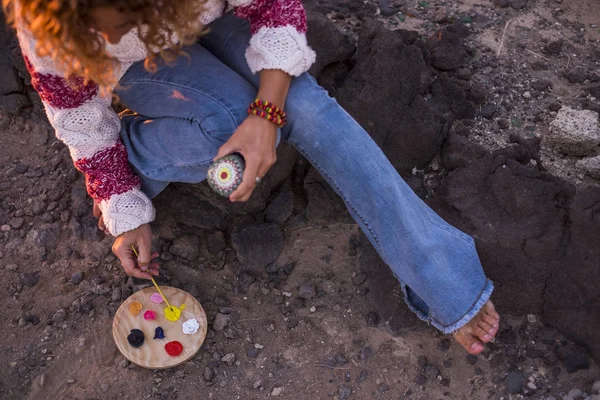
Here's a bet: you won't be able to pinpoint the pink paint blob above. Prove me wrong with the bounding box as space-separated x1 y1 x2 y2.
143 310 157 320
150 292 164 304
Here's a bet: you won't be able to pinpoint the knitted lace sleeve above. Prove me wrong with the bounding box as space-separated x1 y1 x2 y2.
231 0 316 76
15 28 155 237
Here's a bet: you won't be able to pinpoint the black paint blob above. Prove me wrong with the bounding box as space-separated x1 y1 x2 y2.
154 326 165 339
127 329 145 348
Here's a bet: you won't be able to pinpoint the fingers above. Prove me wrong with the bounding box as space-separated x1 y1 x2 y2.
230 152 261 202
137 238 152 272
113 241 152 279
93 200 101 218
98 215 107 234
215 142 235 161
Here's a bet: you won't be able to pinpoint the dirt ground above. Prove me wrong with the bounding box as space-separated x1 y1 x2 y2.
1 0 600 399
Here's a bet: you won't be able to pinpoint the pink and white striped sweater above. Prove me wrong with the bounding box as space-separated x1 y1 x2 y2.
16 0 316 237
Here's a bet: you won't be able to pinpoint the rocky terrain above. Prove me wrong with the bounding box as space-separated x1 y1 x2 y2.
0 0 599 399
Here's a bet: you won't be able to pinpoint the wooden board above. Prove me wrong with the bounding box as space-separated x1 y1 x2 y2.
112 286 207 369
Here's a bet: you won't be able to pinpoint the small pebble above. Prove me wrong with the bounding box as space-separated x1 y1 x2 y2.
271 387 283 396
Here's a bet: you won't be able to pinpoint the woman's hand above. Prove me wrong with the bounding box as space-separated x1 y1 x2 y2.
215 114 278 202
112 223 159 279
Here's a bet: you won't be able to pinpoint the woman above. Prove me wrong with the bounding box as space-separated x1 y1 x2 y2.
4 0 499 354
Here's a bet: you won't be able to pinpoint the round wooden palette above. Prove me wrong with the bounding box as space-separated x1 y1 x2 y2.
112 286 207 369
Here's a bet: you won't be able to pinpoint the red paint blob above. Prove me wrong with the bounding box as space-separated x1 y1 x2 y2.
220 171 228 179
165 341 183 356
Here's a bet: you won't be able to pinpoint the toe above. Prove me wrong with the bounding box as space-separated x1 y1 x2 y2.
483 301 500 320
454 329 485 355
474 325 493 343
482 313 499 330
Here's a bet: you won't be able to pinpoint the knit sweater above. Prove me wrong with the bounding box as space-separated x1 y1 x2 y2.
16 0 316 237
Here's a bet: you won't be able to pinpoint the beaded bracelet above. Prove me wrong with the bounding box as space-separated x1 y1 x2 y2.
248 108 286 128
247 98 287 128
249 99 286 119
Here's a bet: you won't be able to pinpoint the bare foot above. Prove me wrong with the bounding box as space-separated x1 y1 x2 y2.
453 300 500 355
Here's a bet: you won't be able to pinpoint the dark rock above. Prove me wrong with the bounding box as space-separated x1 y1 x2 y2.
494 0 509 7
565 68 586 84
170 235 200 260
213 296 230 307
433 150 574 314
344 371 351 382
238 270 256 287
532 80 552 91
430 28 468 71
28 224 60 248
504 371 524 394
334 353 348 366
481 103 497 119
437 339 451 352
212 313 230 332
531 60 549 71
206 231 227 254
441 378 451 386
203 367 214 382
359 347 373 361
544 39 563 56
352 272 367 286
246 347 260 358
298 283 316 300
265 190 294 225
9 217 24 229
292 297 305 308
418 356 428 367
469 82 487 105
0 92 30 114
338 385 352 400
543 186 600 363
454 68 472 81
442 132 487 170
443 360 452 368
377 384 389 393
365 311 380 327
431 74 476 119
423 364 439 379
510 0 527 10
548 102 562 112
466 355 478 365
560 348 590 373
306 6 356 78
20 273 39 287
71 272 84 285
357 370 368 382
415 374 427 385
498 119 510 130
231 223 283 270
337 23 445 173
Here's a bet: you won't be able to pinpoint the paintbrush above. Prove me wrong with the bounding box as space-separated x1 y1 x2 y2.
130 245 174 312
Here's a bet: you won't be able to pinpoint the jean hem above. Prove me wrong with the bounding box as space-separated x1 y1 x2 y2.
401 279 494 334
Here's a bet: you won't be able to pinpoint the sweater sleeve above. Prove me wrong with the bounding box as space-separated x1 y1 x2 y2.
15 28 155 237
230 0 316 76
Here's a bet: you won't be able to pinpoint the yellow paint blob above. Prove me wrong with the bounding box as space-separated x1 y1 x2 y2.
128 301 143 316
164 304 186 322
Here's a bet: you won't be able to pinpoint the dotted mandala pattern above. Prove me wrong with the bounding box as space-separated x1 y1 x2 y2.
208 155 245 197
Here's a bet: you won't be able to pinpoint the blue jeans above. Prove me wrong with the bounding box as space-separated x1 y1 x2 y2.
116 13 493 333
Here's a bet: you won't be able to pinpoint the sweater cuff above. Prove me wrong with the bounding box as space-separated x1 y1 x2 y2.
246 25 316 77
99 188 156 237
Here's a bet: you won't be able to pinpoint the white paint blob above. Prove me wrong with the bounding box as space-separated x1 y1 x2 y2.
182 318 200 335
